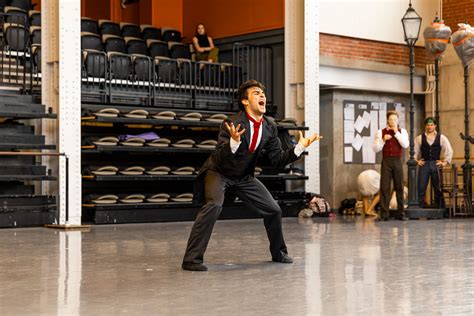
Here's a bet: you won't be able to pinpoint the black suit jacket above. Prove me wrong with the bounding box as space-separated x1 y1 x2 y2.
193 111 301 203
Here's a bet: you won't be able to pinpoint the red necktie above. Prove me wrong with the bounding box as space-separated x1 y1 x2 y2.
247 113 262 153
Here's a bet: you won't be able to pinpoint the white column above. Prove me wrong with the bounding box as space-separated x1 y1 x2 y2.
304 0 320 193
42 0 82 225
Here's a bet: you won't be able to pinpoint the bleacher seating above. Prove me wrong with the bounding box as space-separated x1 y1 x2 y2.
29 9 40 26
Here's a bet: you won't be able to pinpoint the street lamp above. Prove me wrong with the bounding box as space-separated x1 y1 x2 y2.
401 0 422 209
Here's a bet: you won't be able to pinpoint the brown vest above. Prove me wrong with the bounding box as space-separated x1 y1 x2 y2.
382 127 403 157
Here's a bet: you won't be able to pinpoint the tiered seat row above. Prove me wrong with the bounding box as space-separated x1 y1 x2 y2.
79 18 242 110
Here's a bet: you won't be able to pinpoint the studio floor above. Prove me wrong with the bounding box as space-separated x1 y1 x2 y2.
0 216 473 315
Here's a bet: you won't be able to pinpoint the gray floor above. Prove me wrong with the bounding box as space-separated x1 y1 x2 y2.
0 217 474 315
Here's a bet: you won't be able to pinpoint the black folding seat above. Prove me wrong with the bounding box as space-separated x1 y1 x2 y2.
81 32 102 51
10 0 33 11
10 0 35 11
125 37 150 81
81 17 99 34
99 19 121 36
32 44 41 72
0 0 8 11
29 25 40 44
29 10 40 26
148 40 168 58
103 34 127 54
4 6 29 26
168 42 190 59
81 32 106 78
102 34 131 80
3 23 29 51
121 23 142 39
161 27 181 42
154 57 177 83
141 25 161 41
125 37 147 55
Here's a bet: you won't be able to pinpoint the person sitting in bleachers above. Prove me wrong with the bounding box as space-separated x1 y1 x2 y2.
192 23 219 63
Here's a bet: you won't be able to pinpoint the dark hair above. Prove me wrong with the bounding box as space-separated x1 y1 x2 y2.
237 80 265 109
386 110 399 119
424 116 437 125
195 23 206 37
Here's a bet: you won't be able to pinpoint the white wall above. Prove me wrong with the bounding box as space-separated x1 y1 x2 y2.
319 0 441 46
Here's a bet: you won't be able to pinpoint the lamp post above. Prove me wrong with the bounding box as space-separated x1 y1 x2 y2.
401 0 422 209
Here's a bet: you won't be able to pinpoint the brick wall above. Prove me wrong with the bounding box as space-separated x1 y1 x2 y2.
320 33 432 66
443 0 474 33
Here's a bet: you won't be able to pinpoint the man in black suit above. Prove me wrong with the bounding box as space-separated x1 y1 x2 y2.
182 80 321 271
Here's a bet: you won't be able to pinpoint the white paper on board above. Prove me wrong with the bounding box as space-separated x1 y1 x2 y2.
362 136 376 164
362 111 371 128
370 111 378 137
344 120 354 132
352 134 363 152
344 105 355 120
354 116 365 133
344 131 354 144
344 147 353 163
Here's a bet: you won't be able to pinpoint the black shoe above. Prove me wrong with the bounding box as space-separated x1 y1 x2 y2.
376 214 389 221
272 254 293 263
397 214 409 221
182 262 208 271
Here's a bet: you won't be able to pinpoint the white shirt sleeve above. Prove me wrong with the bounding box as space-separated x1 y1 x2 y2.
293 143 305 157
440 135 453 164
394 128 410 149
229 138 241 154
373 130 385 153
414 135 422 160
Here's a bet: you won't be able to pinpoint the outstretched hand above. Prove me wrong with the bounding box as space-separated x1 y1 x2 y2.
225 121 246 142
298 131 322 148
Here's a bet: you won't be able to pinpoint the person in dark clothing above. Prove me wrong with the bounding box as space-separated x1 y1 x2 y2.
415 117 453 208
373 110 410 221
182 80 322 271
192 23 219 62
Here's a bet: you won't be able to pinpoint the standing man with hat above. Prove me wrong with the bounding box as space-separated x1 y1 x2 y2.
415 117 453 208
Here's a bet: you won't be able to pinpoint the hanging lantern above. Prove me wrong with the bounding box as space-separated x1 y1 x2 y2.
423 16 452 60
452 23 474 66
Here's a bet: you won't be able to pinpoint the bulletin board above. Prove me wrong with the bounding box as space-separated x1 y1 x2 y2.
343 100 406 164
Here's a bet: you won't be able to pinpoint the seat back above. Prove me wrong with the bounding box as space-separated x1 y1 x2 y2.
81 18 99 34
161 28 181 42
121 23 142 39
141 25 161 41
11 0 33 11
4 23 29 51
30 26 40 44
81 32 102 51
125 37 147 55
5 7 29 26
148 40 168 58
109 53 131 80
103 35 127 54
29 10 40 26
169 42 190 59
99 20 121 36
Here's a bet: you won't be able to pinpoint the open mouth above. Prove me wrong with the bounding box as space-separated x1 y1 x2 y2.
258 101 265 106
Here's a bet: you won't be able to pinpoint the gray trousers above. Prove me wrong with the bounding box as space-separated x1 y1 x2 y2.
183 170 287 264
380 156 405 216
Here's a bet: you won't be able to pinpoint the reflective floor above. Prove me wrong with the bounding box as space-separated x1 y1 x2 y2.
1 217 474 315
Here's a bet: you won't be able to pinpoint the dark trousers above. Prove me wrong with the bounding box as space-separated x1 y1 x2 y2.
183 170 287 264
418 161 444 207
380 156 404 216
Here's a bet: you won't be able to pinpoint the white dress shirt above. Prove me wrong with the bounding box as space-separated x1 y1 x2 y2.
414 132 453 163
229 119 305 156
